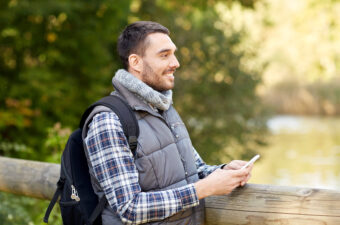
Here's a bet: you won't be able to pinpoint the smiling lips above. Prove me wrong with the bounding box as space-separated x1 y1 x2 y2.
164 68 176 75
164 69 176 80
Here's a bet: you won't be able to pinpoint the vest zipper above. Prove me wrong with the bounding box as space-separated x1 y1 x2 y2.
163 113 189 179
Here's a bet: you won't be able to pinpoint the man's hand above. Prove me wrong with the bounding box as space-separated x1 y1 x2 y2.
194 167 251 200
223 160 253 186
223 160 249 170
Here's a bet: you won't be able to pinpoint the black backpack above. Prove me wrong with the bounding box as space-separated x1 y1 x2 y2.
43 95 139 225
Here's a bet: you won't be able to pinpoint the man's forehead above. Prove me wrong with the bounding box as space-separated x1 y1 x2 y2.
145 33 177 53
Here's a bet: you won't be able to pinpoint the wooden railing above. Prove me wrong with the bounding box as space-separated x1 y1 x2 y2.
1 156 340 225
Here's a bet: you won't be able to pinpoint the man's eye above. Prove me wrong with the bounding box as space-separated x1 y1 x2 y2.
161 54 169 58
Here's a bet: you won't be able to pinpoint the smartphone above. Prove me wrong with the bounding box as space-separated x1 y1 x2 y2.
241 154 260 169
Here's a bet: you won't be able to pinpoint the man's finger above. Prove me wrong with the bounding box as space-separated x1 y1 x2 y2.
233 160 247 167
246 173 252 182
229 169 248 178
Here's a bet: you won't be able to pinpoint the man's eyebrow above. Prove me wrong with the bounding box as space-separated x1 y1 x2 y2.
157 47 177 54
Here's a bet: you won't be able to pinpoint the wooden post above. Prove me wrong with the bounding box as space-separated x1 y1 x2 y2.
0 156 60 200
1 156 340 225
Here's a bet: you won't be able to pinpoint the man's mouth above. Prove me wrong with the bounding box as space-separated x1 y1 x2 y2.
163 69 176 75
165 74 174 80
164 72 175 81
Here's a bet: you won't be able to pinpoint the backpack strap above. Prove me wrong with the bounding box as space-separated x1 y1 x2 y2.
43 179 65 223
79 95 139 224
88 195 107 225
80 95 139 152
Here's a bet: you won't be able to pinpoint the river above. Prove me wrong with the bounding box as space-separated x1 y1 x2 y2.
251 115 340 190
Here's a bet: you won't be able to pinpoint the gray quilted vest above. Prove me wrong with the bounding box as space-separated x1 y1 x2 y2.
83 79 205 225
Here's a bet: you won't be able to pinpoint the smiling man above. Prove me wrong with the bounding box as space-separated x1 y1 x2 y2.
84 21 253 225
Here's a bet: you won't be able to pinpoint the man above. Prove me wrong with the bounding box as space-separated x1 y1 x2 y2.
84 21 253 225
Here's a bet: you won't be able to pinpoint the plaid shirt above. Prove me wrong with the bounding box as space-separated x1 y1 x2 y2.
84 111 219 224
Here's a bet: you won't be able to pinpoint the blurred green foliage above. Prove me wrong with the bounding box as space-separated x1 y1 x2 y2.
0 192 62 225
251 0 340 115
0 0 132 159
262 77 340 116
0 0 265 224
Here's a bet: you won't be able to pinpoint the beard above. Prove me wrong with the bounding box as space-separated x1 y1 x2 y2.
141 61 175 92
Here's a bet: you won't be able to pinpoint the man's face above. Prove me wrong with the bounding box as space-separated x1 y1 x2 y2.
140 33 180 91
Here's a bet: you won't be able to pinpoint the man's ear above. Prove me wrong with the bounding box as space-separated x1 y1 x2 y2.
128 54 143 74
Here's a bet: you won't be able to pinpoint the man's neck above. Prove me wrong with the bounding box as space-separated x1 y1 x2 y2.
128 68 143 81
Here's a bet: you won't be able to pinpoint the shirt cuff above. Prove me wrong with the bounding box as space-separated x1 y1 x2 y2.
175 183 200 209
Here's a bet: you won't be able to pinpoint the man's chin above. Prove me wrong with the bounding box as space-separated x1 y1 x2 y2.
158 82 174 92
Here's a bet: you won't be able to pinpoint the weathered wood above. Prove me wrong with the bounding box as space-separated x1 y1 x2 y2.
205 209 340 225
0 156 60 200
205 184 340 224
1 156 340 224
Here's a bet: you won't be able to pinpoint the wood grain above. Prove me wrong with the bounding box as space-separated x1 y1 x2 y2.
0 156 60 199
1 156 339 224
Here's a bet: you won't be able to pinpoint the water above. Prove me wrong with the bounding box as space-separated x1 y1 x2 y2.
251 115 340 190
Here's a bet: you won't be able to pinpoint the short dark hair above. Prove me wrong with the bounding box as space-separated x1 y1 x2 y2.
117 21 170 69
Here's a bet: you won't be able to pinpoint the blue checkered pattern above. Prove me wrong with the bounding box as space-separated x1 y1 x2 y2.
84 111 219 224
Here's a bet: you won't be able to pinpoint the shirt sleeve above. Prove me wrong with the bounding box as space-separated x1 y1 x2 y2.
84 111 199 225
193 147 224 179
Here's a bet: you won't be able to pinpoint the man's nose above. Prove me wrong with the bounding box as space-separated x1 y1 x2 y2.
170 55 180 69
